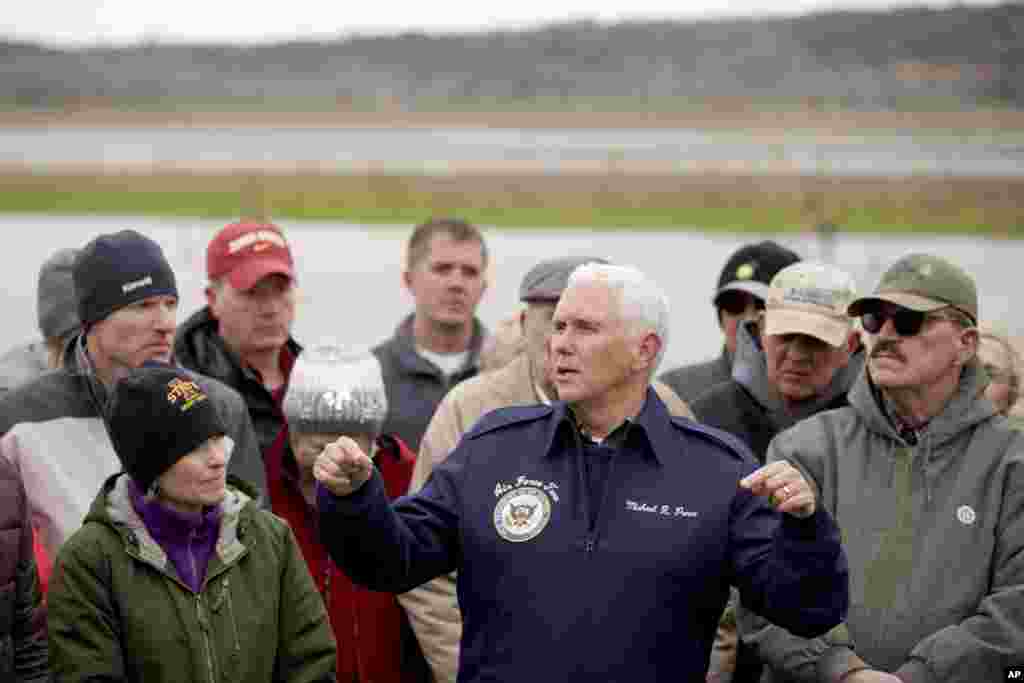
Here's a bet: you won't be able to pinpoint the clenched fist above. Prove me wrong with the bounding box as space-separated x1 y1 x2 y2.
314 436 374 497
739 461 816 518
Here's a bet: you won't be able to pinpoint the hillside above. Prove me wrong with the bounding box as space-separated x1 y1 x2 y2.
1 4 1021 111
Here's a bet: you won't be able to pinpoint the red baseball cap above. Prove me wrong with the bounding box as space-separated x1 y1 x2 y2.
207 221 294 291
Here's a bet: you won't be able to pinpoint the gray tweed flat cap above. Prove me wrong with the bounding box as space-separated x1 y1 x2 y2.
518 256 610 303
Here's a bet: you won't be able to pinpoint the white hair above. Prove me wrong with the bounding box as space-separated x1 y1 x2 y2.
566 263 670 373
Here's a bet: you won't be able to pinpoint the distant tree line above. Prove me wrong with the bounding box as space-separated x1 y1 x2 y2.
1 4 1021 109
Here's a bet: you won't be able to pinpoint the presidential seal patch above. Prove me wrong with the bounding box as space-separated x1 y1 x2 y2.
494 486 552 542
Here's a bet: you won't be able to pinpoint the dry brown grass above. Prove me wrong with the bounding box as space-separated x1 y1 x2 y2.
2 169 1021 233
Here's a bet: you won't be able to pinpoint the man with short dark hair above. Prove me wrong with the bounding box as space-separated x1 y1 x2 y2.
372 217 489 452
0 230 266 560
660 241 800 403
315 262 849 683
175 220 302 457
741 254 1024 683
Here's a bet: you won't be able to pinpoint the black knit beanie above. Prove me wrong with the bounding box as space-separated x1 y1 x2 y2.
109 365 227 493
74 230 178 327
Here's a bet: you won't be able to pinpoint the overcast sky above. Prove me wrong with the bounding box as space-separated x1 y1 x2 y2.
2 0 1002 46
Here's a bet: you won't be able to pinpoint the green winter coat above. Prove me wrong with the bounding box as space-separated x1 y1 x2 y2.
48 473 337 683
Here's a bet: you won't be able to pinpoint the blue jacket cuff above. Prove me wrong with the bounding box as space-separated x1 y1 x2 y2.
316 468 383 517
780 506 832 540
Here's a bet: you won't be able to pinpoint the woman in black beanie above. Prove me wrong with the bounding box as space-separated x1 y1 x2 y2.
48 365 337 683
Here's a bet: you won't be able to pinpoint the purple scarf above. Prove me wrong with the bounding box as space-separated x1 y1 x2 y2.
128 479 223 593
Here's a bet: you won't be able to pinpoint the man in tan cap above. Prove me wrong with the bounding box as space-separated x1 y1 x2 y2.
739 254 1024 683
398 256 694 683
693 261 863 463
692 261 863 682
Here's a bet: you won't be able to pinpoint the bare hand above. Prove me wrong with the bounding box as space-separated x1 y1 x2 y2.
313 436 374 497
739 461 815 518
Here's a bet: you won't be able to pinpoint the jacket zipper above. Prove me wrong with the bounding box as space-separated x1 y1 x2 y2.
576 421 632 554
196 594 217 683
222 577 241 656
188 529 200 589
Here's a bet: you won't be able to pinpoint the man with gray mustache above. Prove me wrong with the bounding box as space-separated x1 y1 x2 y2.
739 254 1024 682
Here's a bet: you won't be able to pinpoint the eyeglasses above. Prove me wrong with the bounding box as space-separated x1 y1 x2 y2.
860 305 963 337
717 291 765 316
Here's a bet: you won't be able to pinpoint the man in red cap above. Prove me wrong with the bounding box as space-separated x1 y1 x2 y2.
175 221 302 458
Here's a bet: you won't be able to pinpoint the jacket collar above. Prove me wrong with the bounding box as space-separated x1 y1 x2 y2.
173 306 302 389
64 332 114 416
388 313 486 377
542 386 670 465
95 473 251 578
848 357 996 447
731 320 864 425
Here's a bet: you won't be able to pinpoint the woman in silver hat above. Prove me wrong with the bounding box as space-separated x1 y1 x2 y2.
270 345 425 683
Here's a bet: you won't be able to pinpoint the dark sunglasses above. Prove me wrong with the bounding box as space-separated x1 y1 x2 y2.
861 306 959 337
717 291 765 316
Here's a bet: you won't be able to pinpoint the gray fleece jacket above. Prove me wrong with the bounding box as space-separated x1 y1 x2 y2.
740 361 1024 683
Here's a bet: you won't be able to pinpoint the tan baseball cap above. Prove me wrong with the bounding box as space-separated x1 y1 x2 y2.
764 261 858 348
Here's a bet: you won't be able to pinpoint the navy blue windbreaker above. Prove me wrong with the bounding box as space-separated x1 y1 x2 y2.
319 388 849 682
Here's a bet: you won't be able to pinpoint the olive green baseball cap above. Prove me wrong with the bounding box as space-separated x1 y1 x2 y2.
847 254 977 323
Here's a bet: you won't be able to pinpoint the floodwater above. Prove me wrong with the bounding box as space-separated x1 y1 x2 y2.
1 215 1019 370
1 126 1022 176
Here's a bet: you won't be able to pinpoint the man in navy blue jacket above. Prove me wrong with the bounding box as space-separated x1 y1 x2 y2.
316 263 849 683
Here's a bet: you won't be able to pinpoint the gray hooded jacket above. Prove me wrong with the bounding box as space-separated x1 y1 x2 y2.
693 322 863 463
740 361 1024 683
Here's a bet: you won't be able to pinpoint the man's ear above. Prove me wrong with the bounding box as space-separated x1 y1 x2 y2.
204 285 218 316
845 329 862 354
635 332 662 371
957 328 980 366
402 268 413 292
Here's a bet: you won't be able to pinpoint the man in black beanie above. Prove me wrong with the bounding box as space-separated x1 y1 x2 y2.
659 240 801 404
0 229 267 564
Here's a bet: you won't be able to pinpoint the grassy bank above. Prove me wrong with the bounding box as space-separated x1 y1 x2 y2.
1 171 1021 235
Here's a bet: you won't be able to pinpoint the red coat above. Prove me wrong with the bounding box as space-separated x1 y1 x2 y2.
266 433 419 683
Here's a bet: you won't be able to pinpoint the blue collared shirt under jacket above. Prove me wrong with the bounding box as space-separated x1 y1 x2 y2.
319 388 849 683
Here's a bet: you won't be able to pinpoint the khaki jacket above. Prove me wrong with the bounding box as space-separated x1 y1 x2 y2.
398 354 692 682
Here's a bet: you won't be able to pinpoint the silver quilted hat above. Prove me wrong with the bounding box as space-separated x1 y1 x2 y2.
283 345 388 436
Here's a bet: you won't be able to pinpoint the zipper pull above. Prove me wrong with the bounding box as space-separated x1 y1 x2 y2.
211 577 228 612
196 596 210 632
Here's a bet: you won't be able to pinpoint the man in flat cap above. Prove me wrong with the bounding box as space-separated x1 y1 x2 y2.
740 254 1024 683
398 255 694 683
660 241 801 403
